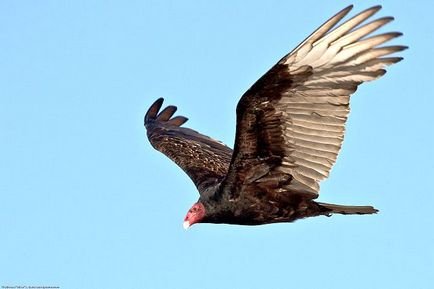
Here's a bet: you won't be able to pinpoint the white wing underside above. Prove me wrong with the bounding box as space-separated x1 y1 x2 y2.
275 5 405 195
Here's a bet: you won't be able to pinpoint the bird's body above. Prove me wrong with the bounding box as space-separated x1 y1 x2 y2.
200 193 327 226
144 5 405 228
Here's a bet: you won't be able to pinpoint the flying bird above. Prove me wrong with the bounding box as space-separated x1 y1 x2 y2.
144 5 405 229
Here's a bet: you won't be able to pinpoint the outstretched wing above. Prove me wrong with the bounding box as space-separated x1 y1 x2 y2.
220 5 406 200
145 98 233 194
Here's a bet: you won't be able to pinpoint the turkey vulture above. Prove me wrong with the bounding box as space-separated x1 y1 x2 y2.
145 5 405 228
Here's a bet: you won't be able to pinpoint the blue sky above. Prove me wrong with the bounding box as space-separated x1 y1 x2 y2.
1 0 433 288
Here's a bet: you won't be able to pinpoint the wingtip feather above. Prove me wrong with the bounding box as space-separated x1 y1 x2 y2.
371 5 382 11
157 105 178 121
144 98 189 127
167 116 189 127
145 98 164 125
342 4 354 14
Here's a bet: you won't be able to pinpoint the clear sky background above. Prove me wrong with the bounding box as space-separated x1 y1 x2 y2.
1 0 433 288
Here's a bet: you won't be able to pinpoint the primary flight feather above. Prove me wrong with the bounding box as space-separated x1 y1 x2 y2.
144 5 406 228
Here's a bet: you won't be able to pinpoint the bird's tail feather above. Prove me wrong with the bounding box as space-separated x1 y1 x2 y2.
318 202 378 215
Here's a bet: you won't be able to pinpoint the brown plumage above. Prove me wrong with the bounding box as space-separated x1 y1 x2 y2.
144 5 406 228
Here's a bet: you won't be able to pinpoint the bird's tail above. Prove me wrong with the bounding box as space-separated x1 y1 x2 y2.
318 202 378 215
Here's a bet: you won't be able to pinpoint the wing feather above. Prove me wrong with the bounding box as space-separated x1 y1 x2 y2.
219 6 405 199
156 105 177 121
145 98 233 194
166 116 189 126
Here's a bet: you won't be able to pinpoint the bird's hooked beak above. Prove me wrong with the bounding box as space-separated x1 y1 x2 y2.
183 202 206 230
183 221 190 230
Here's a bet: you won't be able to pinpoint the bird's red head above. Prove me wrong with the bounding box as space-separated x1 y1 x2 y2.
183 202 206 229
